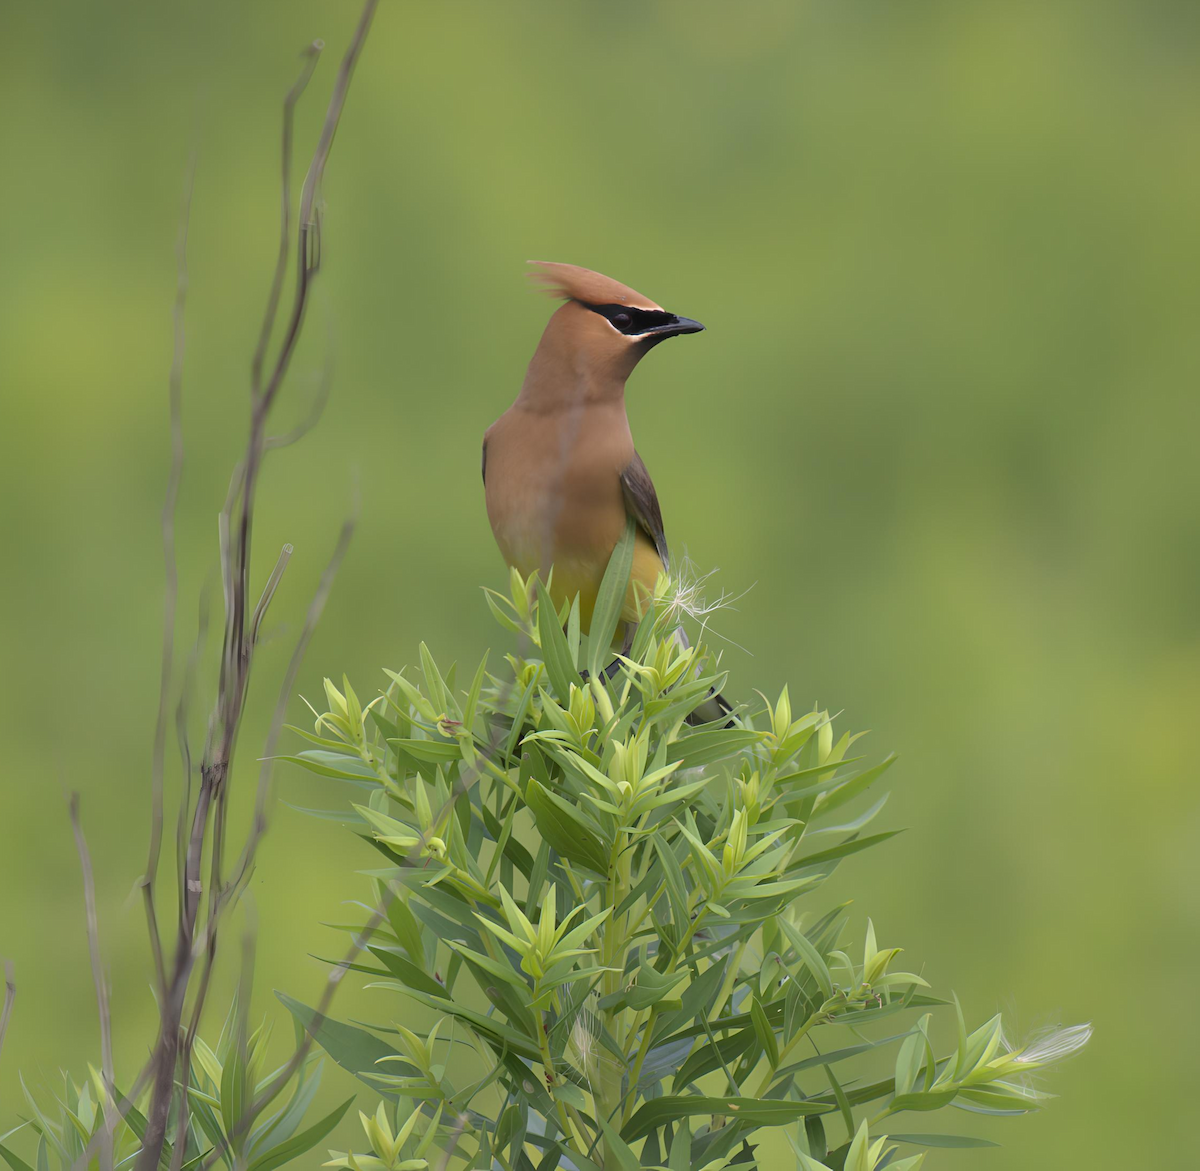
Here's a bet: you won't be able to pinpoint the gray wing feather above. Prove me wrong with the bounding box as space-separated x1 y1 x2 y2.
620 451 669 571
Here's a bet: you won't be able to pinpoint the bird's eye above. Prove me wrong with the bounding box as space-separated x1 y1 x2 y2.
612 312 632 330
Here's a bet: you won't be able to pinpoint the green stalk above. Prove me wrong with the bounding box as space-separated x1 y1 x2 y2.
621 908 708 1124
536 1007 588 1161
558 858 589 908
597 826 635 1169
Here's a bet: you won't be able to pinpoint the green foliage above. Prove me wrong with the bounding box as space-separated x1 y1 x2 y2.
324 1102 443 1171
285 530 1088 1169
0 1005 348 1171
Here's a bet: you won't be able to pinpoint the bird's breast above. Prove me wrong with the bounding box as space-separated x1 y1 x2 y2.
484 402 647 628
484 405 630 567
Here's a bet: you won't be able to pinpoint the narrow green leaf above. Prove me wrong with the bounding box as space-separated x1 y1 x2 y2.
667 729 763 769
805 1115 828 1162
384 898 426 967
369 947 448 999
888 1133 1000 1148
622 1096 826 1142
386 737 462 764
277 753 378 783
587 518 636 679
0 1144 35 1171
894 1033 923 1098
525 778 609 875
246 1098 354 1171
793 831 901 871
651 958 730 1047
823 1064 855 1141
778 920 833 1000
815 755 898 816
750 996 779 1069
462 652 489 735
536 579 582 698
668 1122 691 1171
418 642 449 714
220 1041 247 1150
624 962 688 1011
652 832 690 932
504 675 539 763
275 993 401 1086
890 1090 960 1113
400 988 541 1060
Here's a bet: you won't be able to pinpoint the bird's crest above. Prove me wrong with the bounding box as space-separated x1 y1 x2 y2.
527 261 662 310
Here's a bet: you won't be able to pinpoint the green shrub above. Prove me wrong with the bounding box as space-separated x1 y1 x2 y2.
0 1003 348 1171
284 529 1088 1170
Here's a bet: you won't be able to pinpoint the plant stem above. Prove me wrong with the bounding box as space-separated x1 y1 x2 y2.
620 908 709 1124
537 1012 588 1160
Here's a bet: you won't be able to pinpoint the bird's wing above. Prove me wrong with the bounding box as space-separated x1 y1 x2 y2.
481 437 488 485
620 451 670 571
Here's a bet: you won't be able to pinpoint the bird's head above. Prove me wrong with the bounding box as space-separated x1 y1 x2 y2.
526 261 704 385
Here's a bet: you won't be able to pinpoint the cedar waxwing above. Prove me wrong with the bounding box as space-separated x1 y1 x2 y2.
482 262 704 636
482 263 731 723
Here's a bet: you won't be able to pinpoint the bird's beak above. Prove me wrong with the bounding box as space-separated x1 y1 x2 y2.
641 314 705 340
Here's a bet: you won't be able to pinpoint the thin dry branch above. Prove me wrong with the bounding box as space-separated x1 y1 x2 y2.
252 43 322 398
70 796 115 1171
434 1116 469 1171
261 0 376 414
179 510 354 1158
0 960 14 1067
144 148 197 1002
134 5 379 1168
174 591 210 916
226 510 356 900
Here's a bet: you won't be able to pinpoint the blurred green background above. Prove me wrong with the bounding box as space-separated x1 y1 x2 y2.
2 1 1198 1166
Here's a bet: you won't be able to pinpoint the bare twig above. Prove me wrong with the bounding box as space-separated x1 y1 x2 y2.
180 510 355 1161
261 0 377 415
0 960 14 1067
174 590 210 917
434 1115 469 1171
226 510 357 899
134 6 379 1168
144 147 197 1002
252 43 322 398
70 796 115 1171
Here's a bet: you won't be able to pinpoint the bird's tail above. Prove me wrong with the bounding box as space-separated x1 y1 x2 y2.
687 688 735 728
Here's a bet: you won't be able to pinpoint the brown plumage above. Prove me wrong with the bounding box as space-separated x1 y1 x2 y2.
482 262 704 632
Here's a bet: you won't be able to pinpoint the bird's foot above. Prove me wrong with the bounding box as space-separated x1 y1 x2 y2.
578 658 624 684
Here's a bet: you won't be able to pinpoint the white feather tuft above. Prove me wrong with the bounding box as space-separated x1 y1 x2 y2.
662 556 754 652
1005 1021 1094 1066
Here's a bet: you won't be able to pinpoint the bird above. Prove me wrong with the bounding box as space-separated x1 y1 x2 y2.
482 262 731 721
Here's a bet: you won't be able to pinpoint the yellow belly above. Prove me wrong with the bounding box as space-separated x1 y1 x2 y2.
532 530 664 636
